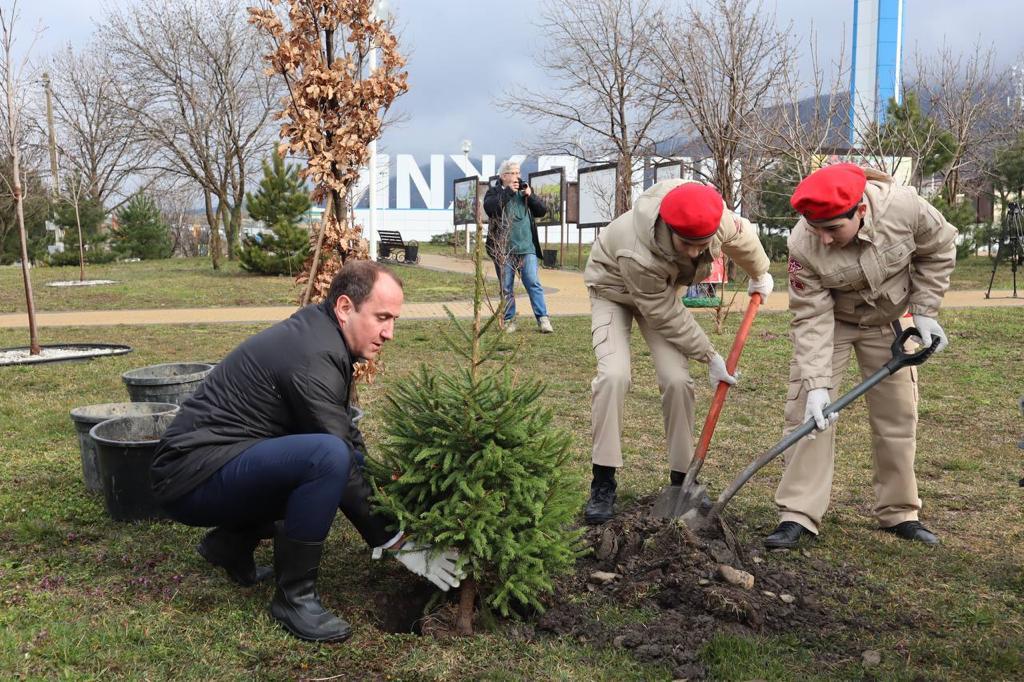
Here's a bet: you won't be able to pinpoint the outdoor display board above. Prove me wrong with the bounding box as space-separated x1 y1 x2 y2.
654 160 685 184
577 163 618 229
452 175 479 225
527 168 565 228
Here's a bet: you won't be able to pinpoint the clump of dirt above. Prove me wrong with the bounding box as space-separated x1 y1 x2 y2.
536 496 860 679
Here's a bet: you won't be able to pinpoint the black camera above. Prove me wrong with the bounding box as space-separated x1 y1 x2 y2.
517 178 528 190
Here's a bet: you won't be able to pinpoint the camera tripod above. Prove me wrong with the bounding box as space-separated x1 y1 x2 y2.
985 202 1023 299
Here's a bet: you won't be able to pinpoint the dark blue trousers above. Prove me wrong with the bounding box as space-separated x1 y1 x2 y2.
164 434 356 542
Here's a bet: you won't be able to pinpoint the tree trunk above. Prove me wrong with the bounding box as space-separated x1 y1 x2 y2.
218 201 232 261
455 577 476 636
616 153 632 217
203 189 221 270
7 57 39 354
74 200 85 282
300 191 335 307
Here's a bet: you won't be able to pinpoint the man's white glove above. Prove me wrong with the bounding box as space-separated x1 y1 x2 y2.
747 272 774 301
391 541 464 591
804 387 838 437
708 353 737 388
911 315 948 353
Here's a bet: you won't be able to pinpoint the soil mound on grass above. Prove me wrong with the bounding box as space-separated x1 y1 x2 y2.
537 496 860 680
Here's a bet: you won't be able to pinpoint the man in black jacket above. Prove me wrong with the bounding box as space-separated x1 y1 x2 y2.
484 159 554 334
153 261 461 643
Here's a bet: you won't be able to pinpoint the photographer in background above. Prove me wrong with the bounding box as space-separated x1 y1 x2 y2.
484 159 554 334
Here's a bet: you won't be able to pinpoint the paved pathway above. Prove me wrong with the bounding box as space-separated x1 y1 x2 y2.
0 252 1020 328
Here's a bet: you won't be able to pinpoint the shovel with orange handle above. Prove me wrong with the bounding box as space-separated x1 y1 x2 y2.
651 292 763 518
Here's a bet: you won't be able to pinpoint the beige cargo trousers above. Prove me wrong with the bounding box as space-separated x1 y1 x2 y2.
776 319 921 533
590 294 697 473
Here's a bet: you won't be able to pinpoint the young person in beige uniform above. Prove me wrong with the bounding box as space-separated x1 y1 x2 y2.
764 163 957 549
582 181 774 524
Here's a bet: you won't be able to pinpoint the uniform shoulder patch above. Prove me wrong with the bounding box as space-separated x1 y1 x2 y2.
787 257 803 273
789 274 806 292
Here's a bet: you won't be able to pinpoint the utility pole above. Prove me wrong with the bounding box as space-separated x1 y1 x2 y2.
42 71 59 198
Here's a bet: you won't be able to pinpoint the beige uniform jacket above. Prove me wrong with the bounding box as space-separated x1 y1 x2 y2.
584 179 771 362
787 170 958 391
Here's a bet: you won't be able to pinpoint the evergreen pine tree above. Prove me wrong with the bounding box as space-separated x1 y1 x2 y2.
111 194 172 260
367 213 582 635
239 149 312 275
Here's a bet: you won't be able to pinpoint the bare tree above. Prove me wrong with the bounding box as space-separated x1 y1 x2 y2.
652 0 790 210
60 171 91 281
755 29 850 181
99 0 278 269
150 176 202 257
0 2 41 353
916 42 1005 199
39 44 149 213
499 0 670 215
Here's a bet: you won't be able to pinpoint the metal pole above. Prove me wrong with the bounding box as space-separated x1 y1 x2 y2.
367 52 378 261
42 72 59 198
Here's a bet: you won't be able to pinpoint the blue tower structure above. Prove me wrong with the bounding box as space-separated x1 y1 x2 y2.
849 0 904 146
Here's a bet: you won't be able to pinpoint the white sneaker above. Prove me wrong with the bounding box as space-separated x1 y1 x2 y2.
504 321 517 333
538 316 554 334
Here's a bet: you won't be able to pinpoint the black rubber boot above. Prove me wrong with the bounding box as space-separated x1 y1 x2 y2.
197 524 274 586
269 530 352 643
584 465 617 525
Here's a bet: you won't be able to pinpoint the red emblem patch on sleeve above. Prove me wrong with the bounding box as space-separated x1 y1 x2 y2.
787 258 803 273
789 275 806 292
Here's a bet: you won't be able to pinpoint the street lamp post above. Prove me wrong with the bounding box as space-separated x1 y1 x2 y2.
367 0 390 262
461 139 472 255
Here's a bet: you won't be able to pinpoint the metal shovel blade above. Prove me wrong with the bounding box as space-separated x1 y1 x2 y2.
651 482 708 519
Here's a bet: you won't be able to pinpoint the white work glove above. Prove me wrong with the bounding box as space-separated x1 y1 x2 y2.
911 315 948 354
708 353 737 388
747 272 774 301
804 387 838 438
390 541 464 591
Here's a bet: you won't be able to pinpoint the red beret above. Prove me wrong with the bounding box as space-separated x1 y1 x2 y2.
790 163 866 221
659 183 724 239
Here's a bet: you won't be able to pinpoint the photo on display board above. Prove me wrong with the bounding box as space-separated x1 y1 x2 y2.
527 168 565 227
577 163 618 229
452 175 479 226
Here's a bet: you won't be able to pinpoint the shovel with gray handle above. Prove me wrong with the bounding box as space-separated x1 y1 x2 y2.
678 326 941 529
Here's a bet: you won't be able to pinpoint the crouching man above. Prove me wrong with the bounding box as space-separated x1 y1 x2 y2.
152 261 462 642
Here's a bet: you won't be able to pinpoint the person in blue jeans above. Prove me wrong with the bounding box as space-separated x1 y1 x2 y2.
484 159 554 333
152 262 463 643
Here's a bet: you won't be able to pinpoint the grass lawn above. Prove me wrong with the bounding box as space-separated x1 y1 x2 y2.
1 306 1021 679
0 258 485 313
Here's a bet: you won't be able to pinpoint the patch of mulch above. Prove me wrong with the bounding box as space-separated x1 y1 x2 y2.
535 496 884 679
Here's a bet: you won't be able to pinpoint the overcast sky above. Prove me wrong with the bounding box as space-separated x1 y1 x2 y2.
22 0 1024 160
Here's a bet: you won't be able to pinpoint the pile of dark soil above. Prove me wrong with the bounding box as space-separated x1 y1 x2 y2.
536 496 860 679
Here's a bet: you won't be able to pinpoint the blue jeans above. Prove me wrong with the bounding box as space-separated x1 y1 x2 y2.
163 434 356 543
499 253 548 321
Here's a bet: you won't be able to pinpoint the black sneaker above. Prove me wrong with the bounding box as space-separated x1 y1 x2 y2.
584 481 616 525
880 520 939 545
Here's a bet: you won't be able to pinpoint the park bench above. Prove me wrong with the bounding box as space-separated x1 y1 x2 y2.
377 230 419 263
